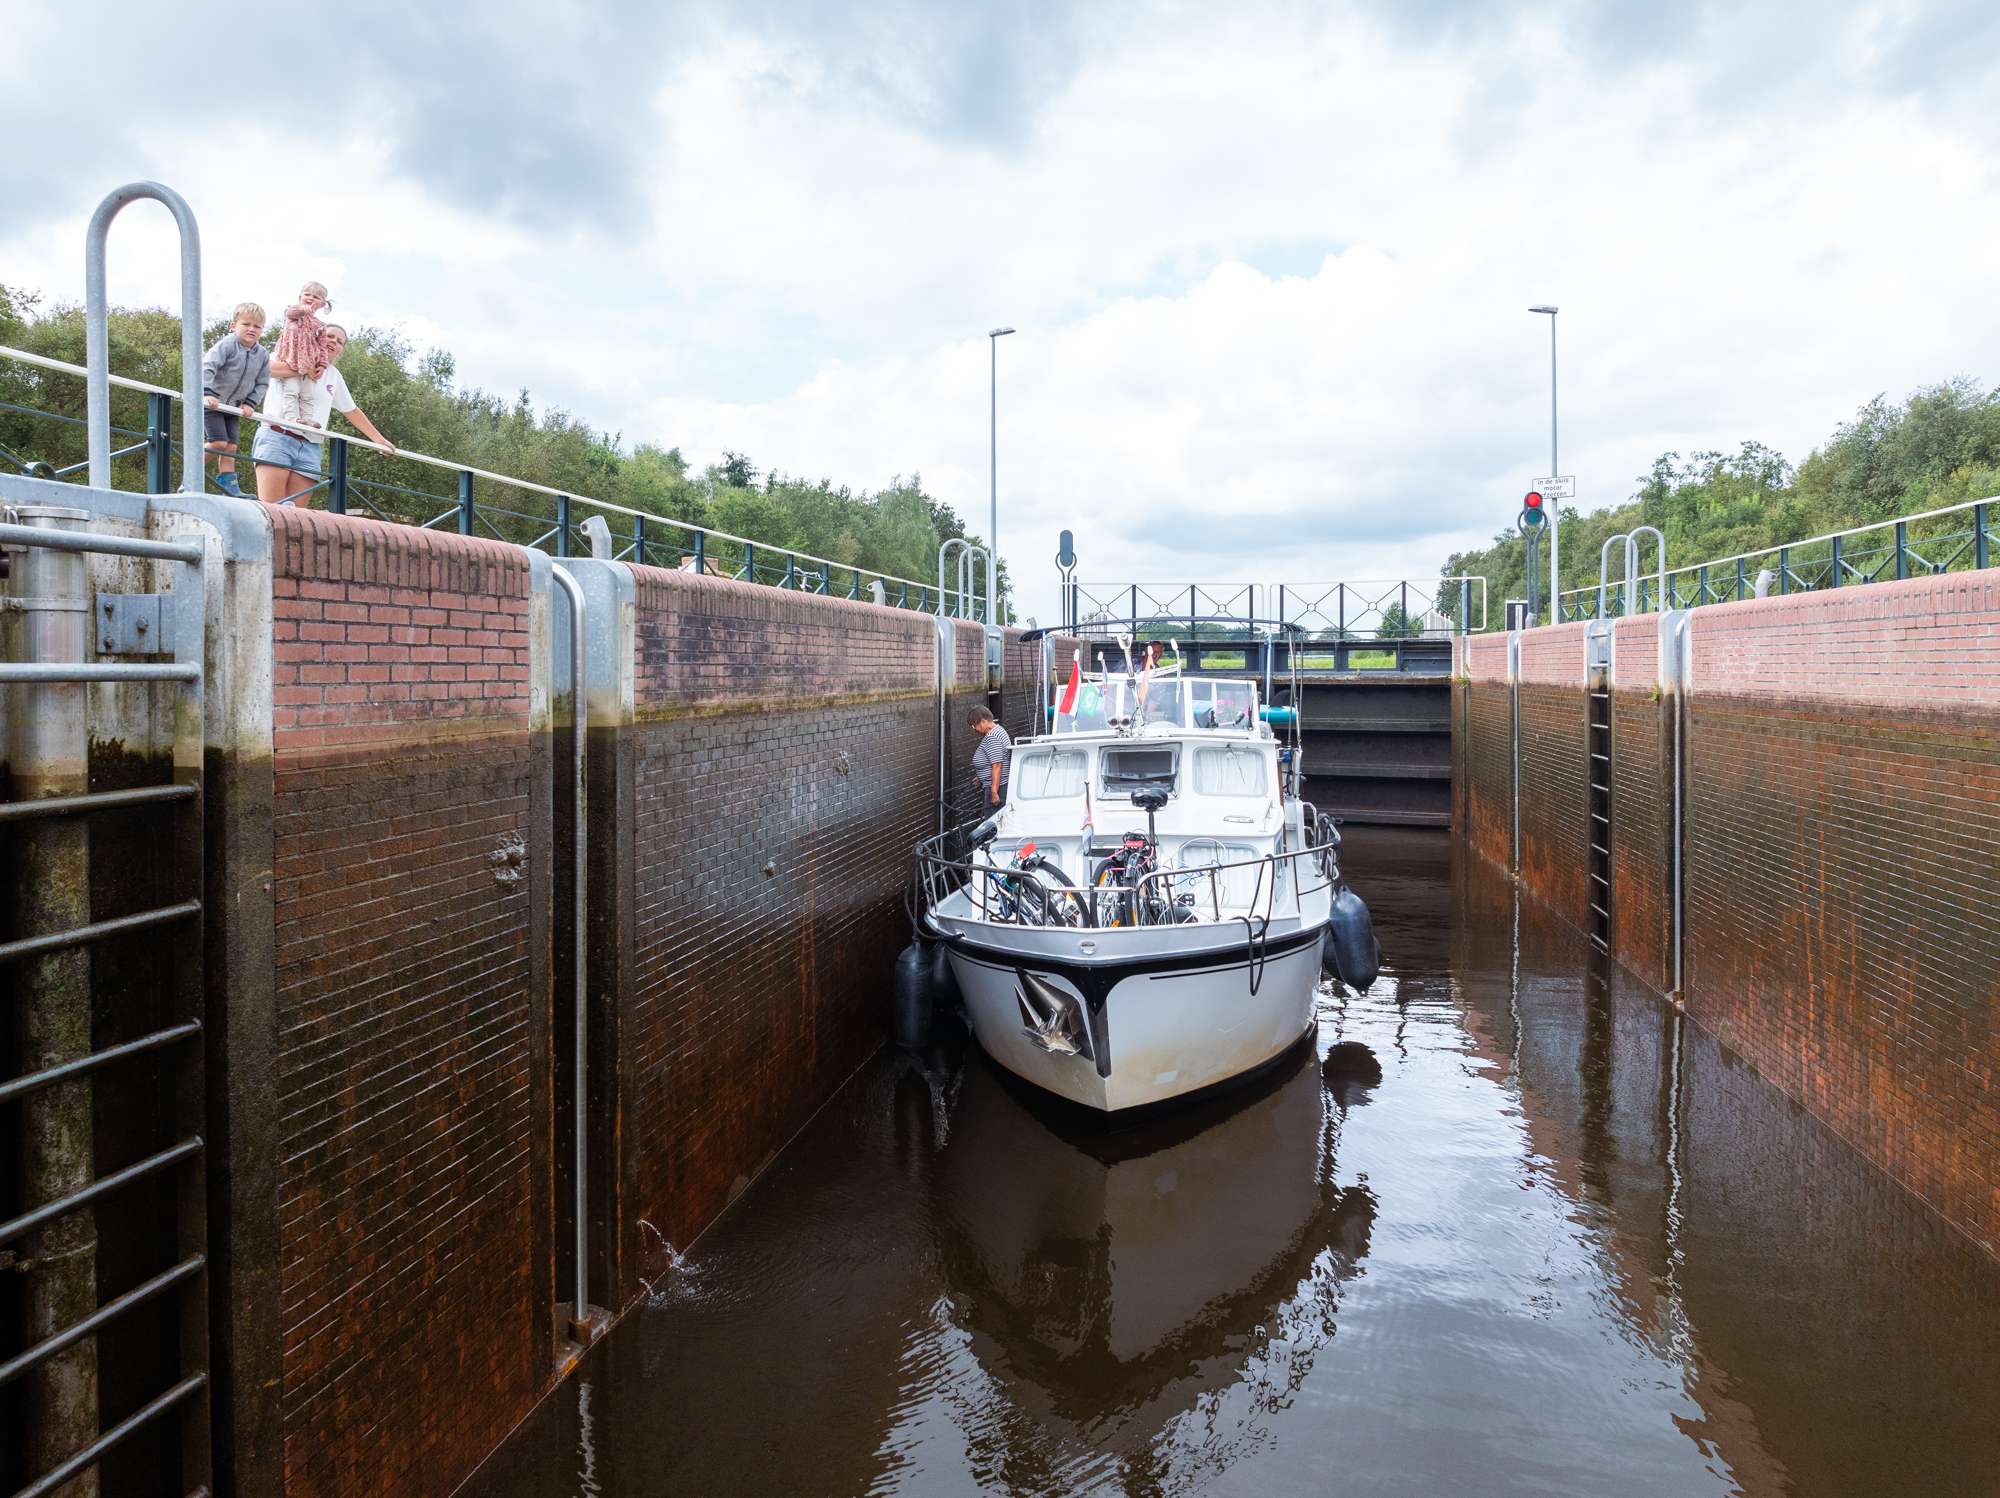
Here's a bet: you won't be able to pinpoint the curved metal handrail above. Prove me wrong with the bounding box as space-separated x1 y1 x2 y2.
85 182 203 490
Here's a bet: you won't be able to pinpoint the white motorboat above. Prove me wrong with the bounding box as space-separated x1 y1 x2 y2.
911 629 1378 1113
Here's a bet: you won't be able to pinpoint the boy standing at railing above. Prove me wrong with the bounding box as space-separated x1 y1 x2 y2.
200 302 269 497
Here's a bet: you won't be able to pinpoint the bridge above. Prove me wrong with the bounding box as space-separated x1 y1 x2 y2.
3 185 1998 1498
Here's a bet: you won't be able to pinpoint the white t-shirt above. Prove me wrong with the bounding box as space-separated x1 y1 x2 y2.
275 363 356 434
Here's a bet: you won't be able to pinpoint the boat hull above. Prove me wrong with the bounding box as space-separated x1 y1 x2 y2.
938 923 1324 1112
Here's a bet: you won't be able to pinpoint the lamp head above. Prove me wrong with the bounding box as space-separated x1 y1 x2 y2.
1528 305 1558 315
989 326 1016 338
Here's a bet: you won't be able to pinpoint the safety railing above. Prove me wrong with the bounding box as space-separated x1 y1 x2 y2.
1552 497 2000 621
911 821 1337 931
1068 578 1488 638
0 344 955 612
1 507 212 1498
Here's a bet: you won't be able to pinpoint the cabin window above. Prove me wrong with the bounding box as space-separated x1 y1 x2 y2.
1137 679 1185 727
1191 680 1256 729
1100 744 1179 797
1014 748 1088 799
1191 745 1267 797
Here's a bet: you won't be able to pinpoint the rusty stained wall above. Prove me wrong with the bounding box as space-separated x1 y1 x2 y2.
264 511 551 1498
1681 575 2000 1258
1453 575 2000 1260
615 570 948 1287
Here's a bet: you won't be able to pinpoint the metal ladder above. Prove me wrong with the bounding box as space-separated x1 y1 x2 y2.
1586 656 1613 952
1 506 213 1498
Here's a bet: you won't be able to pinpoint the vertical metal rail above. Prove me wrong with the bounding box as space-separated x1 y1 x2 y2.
85 183 203 491
1666 611 1692 1000
1507 630 1522 876
548 566 590 1333
1 513 212 1498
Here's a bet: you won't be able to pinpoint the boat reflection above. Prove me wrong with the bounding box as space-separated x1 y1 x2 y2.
929 1031 1378 1480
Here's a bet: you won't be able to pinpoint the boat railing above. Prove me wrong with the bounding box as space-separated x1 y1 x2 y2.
911 822 1338 932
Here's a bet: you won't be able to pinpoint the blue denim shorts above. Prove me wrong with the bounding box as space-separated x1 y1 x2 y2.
251 426 322 479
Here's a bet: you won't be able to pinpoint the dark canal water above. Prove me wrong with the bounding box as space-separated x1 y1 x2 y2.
467 829 2000 1498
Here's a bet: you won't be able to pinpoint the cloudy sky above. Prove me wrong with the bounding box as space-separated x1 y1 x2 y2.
6 1 1998 621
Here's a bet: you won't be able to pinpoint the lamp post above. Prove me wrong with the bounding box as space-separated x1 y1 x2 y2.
1529 305 1558 621
988 326 1015 625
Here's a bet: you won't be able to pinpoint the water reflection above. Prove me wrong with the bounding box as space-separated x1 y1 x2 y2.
466 829 2000 1498
929 1041 1376 1489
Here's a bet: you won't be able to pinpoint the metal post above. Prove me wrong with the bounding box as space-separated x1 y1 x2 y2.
848 571 859 600
821 561 831 595
546 565 591 1333
85 182 203 490
783 555 796 590
1129 584 1138 634
555 494 572 558
1459 578 1470 636
1978 503 1990 570
1894 521 1909 581
742 542 755 584
145 391 173 494
1548 311 1560 621
899 583 908 609
1778 546 1789 595
1831 533 1843 587
327 436 348 514
1189 584 1198 641
1735 557 1746 601
1337 584 1346 640
457 470 474 536
634 514 648 566
4 505 100 1491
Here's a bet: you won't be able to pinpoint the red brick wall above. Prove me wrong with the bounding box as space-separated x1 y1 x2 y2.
618 569 942 1280
1684 574 2000 1255
1460 635 1512 869
1610 617 1671 992
267 511 550 1496
1516 623 1591 932
1455 580 2000 1257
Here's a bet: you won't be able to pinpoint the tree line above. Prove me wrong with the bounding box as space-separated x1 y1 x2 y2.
0 284 1011 608
1441 378 2000 622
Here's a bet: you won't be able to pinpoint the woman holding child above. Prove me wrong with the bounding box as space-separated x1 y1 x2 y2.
251 281 395 506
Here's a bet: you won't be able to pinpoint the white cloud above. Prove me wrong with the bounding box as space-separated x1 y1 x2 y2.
4 2 1997 625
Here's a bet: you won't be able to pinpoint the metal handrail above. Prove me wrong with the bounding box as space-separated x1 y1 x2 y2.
86 182 203 489
1 342 937 600
1071 577 1489 634
547 563 591 1334
1559 495 2000 616
913 822 1336 931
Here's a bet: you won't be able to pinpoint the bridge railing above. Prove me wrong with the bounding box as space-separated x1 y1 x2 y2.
0 345 957 612
1068 577 1488 638
1552 497 2000 622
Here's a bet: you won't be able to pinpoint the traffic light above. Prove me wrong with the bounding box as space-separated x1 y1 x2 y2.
1521 490 1546 527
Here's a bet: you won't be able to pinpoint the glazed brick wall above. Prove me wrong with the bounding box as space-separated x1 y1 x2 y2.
267 511 548 1496
1683 575 2000 1255
620 569 943 1274
1610 616 1670 993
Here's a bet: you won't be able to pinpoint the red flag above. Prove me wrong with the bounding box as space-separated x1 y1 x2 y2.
1057 656 1081 715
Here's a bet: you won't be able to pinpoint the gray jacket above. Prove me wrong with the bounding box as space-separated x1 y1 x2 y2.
201 335 271 410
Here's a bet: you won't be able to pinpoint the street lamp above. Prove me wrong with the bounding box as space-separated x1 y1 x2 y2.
988 326 1015 625
1528 306 1558 622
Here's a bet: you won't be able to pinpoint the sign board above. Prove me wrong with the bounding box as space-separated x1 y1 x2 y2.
1534 475 1576 500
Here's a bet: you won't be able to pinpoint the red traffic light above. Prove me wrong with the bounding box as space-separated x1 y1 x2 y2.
1524 490 1544 509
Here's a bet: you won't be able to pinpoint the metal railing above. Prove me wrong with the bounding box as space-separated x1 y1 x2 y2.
0 343 963 612
1067 578 1488 638
1553 497 2000 621
911 821 1337 931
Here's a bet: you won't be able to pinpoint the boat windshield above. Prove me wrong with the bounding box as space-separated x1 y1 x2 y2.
1052 674 1258 734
